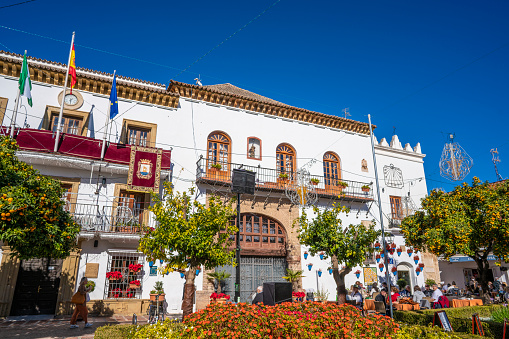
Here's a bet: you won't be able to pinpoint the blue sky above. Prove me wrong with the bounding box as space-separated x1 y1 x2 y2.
0 0 508 192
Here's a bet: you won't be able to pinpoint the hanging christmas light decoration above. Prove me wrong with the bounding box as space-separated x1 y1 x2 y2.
439 134 473 181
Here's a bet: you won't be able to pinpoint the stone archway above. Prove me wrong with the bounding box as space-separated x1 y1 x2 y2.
396 262 415 291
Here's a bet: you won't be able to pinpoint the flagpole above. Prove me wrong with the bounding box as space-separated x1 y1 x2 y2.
10 50 26 138
101 70 115 160
53 32 75 152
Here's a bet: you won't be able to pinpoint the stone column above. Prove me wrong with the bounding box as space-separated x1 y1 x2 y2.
55 249 81 315
0 246 21 317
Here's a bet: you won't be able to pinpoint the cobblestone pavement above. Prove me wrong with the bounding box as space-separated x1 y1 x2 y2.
0 314 180 339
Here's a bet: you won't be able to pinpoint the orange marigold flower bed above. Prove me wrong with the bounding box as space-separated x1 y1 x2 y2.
184 302 399 338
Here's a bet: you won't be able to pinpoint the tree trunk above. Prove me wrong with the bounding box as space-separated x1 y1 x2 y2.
217 280 222 294
181 266 197 321
331 255 351 304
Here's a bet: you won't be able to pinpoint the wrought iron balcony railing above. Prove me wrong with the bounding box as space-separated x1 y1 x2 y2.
196 158 374 202
64 198 155 234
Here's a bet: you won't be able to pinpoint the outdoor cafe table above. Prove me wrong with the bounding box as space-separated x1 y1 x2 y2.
451 298 483 308
364 299 375 311
393 301 420 311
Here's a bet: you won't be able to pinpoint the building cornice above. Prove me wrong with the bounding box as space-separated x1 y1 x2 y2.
168 80 374 135
0 51 180 109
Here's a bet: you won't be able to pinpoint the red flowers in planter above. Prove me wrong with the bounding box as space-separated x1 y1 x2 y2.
111 288 122 298
419 263 425 268
129 264 143 272
354 269 361 275
391 267 397 272
292 292 305 298
413 255 419 261
129 280 140 286
210 292 230 300
106 271 122 280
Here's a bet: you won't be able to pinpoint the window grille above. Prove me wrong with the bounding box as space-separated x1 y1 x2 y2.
104 252 145 299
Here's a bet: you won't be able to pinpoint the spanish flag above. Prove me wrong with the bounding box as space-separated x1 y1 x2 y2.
69 43 76 94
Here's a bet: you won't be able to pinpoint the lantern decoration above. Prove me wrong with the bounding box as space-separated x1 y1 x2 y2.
304 251 309 260
376 254 381 263
328 267 333 275
318 269 323 277
407 248 413 257
416 267 421 276
391 266 397 276
319 251 325 260
354 269 361 279
307 263 313 271
413 255 419 265
378 263 384 272
374 242 381 251
396 247 402 256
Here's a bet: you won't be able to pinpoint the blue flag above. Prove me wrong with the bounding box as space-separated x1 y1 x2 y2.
109 73 119 119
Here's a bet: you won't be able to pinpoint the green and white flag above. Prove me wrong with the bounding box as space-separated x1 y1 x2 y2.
18 53 32 107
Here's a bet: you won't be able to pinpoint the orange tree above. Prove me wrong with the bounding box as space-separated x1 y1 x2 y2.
401 177 509 292
138 184 237 320
296 205 379 304
0 136 79 259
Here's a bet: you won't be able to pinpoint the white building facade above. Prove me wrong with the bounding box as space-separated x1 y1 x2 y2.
0 51 437 317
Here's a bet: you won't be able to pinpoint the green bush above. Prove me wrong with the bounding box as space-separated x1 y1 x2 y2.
396 324 466 338
94 324 138 339
394 309 504 338
420 305 504 319
491 305 509 323
133 320 188 339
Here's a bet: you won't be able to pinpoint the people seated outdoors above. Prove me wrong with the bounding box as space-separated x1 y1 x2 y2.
350 285 363 309
399 285 412 298
412 286 426 304
375 288 388 313
390 286 400 302
423 284 433 297
252 286 264 305
370 282 380 295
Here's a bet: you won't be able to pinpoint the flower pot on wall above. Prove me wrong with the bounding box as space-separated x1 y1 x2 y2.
150 293 165 302
129 284 140 289
307 264 313 271
304 252 308 260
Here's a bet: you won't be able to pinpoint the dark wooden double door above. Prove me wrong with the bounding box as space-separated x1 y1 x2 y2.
10 258 63 316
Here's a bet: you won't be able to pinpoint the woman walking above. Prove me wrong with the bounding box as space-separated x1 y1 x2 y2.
70 277 92 329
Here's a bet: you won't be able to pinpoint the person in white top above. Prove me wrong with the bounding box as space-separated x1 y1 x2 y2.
431 284 443 302
350 285 363 309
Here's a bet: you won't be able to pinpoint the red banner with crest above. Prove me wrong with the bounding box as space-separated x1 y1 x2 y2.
127 146 162 192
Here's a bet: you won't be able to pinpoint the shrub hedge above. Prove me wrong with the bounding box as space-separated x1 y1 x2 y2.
94 324 138 339
396 324 483 339
393 308 504 338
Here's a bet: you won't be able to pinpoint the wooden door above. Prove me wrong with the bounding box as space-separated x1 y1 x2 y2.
10 258 63 316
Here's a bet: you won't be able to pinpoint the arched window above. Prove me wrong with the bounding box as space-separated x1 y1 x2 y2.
207 132 231 170
231 214 286 253
323 152 340 186
276 144 295 176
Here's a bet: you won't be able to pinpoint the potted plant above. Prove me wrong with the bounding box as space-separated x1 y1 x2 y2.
419 263 425 268
129 280 140 289
129 263 143 273
391 266 397 276
210 163 222 170
106 271 122 281
85 280 95 292
317 269 323 277
375 254 381 263
292 291 305 302
319 251 325 260
354 269 361 279
396 246 402 256
150 281 165 302
282 268 305 292
315 289 329 302
374 242 381 251
210 292 230 304
378 263 384 272
307 263 313 271
279 173 289 180
327 267 333 275
336 181 348 189
111 288 122 298
407 248 413 257
361 185 371 192
413 255 419 265
303 251 309 259
416 267 422 276
310 178 319 185
207 270 231 294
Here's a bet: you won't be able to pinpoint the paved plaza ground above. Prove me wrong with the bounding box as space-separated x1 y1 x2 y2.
0 314 181 339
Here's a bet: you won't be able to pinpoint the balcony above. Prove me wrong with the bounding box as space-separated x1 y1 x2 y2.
196 158 374 202
5 127 171 169
64 196 155 235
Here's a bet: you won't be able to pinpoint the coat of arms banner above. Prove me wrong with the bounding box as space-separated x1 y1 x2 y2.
127 146 162 192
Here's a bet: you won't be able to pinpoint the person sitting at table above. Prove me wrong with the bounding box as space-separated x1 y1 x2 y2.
431 284 443 302
488 281 495 293
412 286 426 304
423 285 433 297
370 282 380 295
399 285 412 298
390 286 400 302
375 288 388 313
350 285 363 309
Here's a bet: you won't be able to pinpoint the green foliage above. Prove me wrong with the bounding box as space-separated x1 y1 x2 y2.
133 320 189 339
86 280 96 292
315 288 330 302
150 281 164 294
297 205 379 270
393 308 505 338
401 178 509 289
0 136 79 259
207 270 231 283
282 268 305 292
396 324 466 339
397 278 408 290
425 278 437 286
490 305 509 323
94 324 138 339
139 184 237 272
420 305 504 319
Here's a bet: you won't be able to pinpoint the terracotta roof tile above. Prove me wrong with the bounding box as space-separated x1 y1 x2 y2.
202 83 284 106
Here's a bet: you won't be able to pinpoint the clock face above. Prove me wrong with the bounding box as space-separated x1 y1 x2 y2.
64 94 78 105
